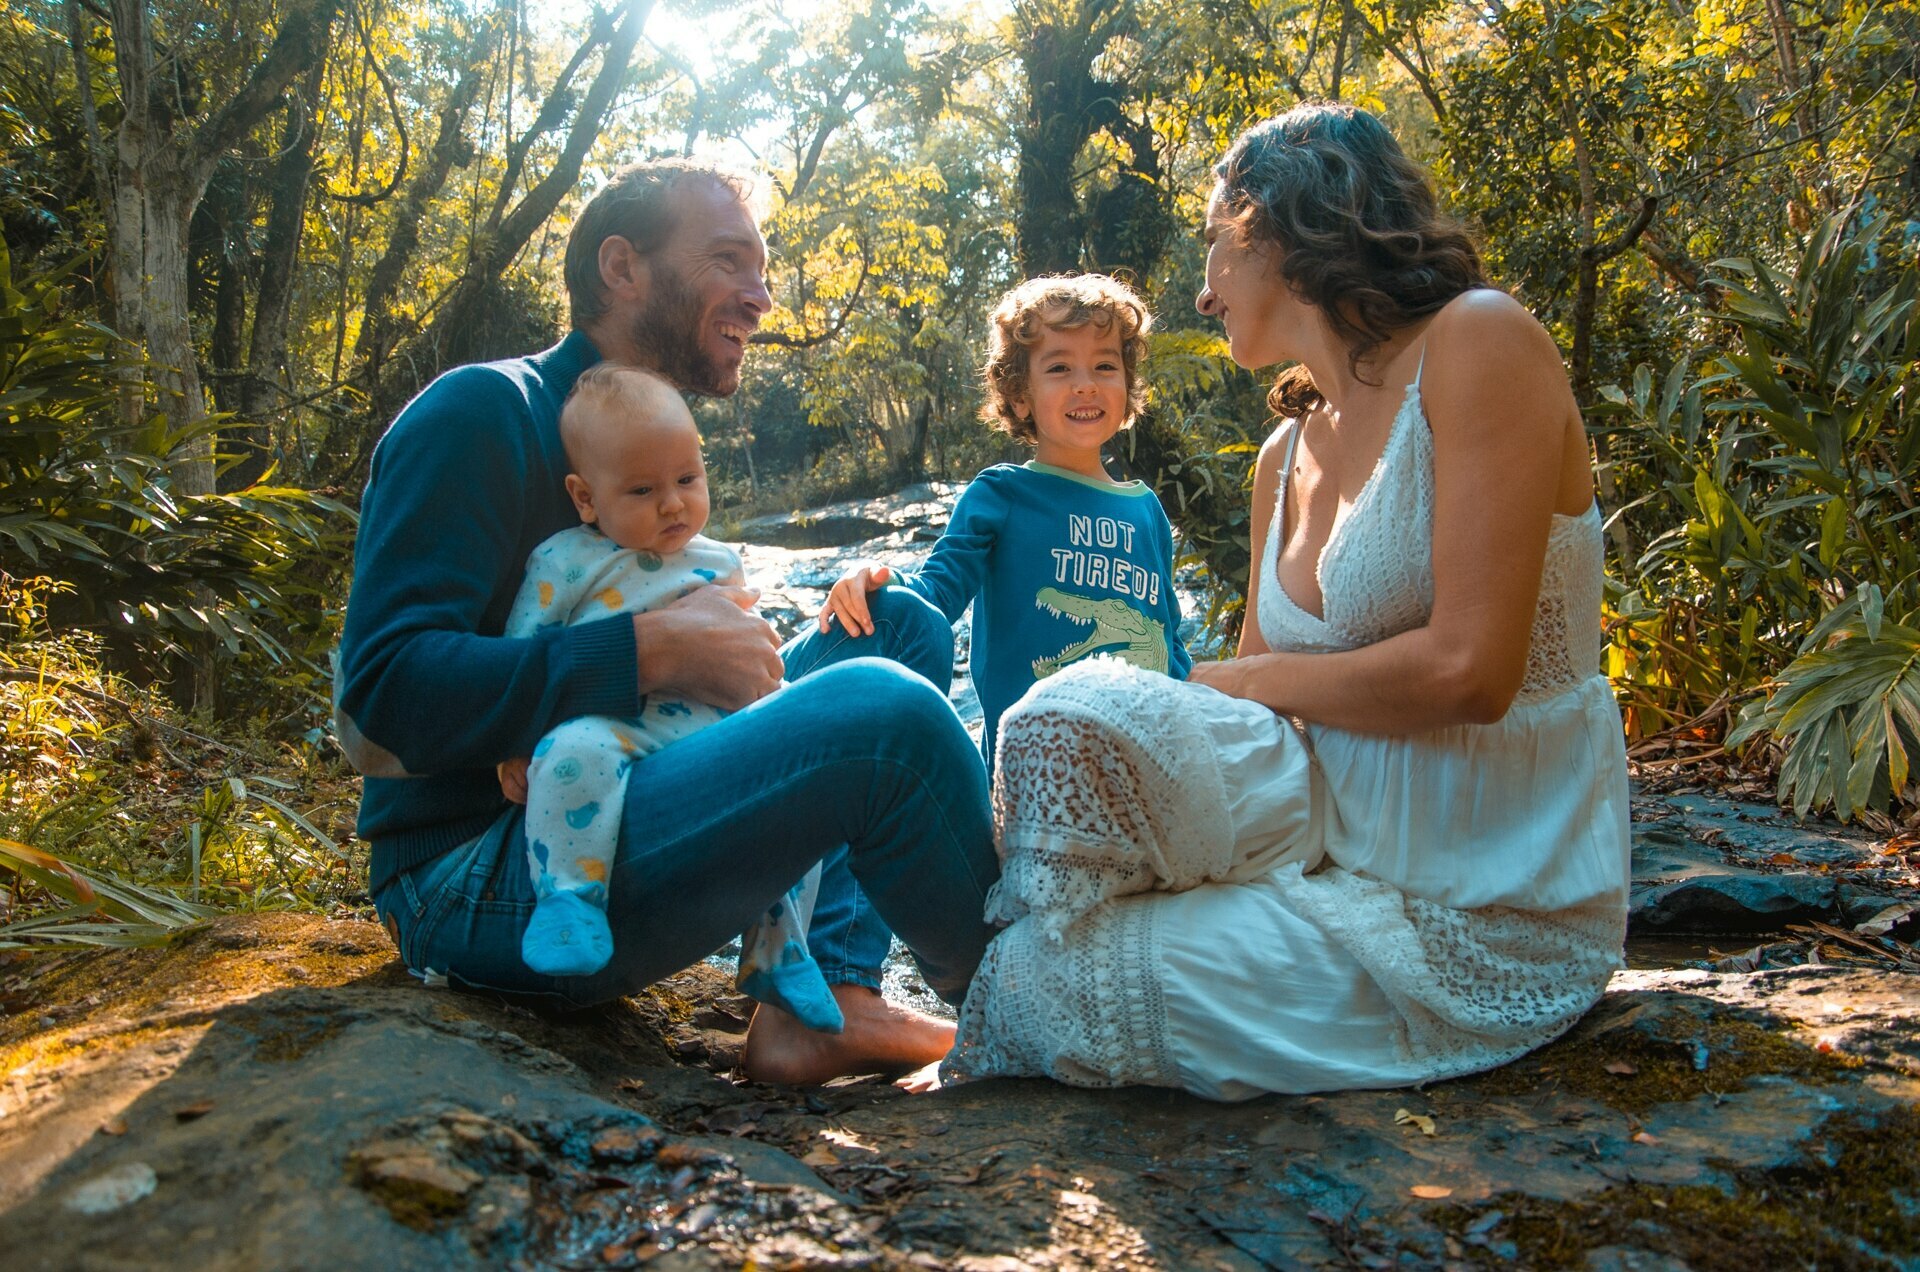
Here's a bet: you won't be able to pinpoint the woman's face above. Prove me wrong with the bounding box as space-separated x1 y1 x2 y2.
1196 184 1295 369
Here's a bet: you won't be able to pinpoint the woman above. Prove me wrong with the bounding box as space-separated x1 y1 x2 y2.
938 102 1630 1100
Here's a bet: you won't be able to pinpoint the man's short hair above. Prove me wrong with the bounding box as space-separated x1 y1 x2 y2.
564 159 753 329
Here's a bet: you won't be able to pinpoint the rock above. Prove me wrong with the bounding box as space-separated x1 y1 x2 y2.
734 514 900 549
3 914 1919 1269
61 1162 156 1215
1632 869 1865 932
1629 789 1917 938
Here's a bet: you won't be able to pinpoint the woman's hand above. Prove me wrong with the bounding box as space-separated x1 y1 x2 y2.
819 563 893 636
1187 659 1246 698
497 757 530 804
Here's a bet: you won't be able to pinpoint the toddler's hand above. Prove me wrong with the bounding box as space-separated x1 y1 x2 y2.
820 563 893 636
497 757 531 805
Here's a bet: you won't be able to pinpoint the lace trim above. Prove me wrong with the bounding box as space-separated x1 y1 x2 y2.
985 658 1233 941
944 894 1178 1089
1279 865 1624 1073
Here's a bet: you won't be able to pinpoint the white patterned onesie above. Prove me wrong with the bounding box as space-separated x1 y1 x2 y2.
503 525 839 1031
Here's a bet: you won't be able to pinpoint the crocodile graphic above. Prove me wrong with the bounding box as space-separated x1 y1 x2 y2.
1031 586 1168 678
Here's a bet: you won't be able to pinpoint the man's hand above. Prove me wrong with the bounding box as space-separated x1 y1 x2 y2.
819 563 893 637
497 757 530 804
636 585 783 711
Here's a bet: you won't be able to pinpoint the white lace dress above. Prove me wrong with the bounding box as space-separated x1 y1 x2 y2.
943 377 1631 1101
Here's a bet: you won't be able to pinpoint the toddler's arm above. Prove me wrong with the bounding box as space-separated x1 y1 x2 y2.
819 563 895 636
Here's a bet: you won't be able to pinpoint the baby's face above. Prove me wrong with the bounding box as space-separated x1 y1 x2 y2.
566 406 711 556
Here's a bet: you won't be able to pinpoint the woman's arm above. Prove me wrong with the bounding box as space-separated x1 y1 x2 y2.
1194 292 1583 733
1234 423 1290 659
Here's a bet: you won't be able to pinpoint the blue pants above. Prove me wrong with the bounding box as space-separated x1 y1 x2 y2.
373 588 989 1009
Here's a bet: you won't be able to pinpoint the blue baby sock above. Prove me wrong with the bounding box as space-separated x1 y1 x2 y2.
737 883 842 1033
522 889 614 977
738 935 844 1034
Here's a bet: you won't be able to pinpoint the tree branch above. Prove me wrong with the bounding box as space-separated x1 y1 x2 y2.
321 4 410 207
749 240 872 349
185 0 342 192
490 5 616 227
1582 195 1658 265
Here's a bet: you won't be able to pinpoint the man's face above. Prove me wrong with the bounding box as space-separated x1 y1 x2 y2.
628 181 771 397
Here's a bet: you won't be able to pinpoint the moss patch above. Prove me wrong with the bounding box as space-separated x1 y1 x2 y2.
1437 1104 1920 1269
1438 998 1858 1113
251 1013 349 1062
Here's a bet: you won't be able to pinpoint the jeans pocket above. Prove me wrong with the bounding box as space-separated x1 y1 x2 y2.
389 840 479 970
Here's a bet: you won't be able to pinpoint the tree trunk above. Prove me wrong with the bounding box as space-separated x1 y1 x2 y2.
100 0 341 496
890 398 932 486
206 174 252 419
229 59 332 490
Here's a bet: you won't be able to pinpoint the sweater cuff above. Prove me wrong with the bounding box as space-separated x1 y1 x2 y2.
556 613 642 721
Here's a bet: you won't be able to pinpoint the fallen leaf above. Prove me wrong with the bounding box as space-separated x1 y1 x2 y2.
1603 1060 1638 1076
615 1077 647 1093
1632 1131 1660 1146
98 1118 128 1136
1394 1108 1437 1136
173 1100 215 1121
1411 1184 1453 1199
1769 852 1798 866
801 1145 840 1168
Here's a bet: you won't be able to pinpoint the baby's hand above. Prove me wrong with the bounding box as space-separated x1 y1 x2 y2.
819 563 893 636
497 757 531 805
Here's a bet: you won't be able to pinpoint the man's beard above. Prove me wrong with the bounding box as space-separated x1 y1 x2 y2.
627 264 734 396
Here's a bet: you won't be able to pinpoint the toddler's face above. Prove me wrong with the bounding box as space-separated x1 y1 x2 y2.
565 406 710 556
1017 321 1131 463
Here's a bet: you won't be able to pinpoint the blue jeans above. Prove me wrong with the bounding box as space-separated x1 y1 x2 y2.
373 588 989 1010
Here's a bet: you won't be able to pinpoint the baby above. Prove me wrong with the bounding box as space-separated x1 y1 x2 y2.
500 363 840 1032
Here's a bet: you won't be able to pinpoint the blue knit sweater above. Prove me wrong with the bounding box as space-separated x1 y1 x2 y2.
335 332 641 893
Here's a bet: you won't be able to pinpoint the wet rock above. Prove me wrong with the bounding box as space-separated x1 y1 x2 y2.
735 514 900 549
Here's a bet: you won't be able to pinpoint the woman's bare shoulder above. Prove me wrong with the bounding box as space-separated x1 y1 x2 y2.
1428 288 1562 365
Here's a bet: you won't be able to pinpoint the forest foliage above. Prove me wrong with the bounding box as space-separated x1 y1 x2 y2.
0 0 1918 937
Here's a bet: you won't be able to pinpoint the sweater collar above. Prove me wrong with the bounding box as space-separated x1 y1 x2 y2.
539 329 604 384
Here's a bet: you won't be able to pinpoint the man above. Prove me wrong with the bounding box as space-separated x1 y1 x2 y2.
335 159 996 1083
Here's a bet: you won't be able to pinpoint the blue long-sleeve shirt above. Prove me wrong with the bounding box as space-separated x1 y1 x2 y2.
335 331 640 892
895 462 1191 761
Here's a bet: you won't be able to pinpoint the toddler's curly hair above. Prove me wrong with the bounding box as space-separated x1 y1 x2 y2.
981 274 1153 444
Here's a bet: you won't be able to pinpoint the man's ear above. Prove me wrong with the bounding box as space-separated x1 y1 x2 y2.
564 473 599 525
597 236 649 310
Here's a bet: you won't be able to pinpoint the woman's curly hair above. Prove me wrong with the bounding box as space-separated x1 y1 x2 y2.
1214 102 1485 416
982 274 1153 443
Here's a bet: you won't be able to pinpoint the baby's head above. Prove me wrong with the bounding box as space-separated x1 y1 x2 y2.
560 364 709 556
981 274 1152 444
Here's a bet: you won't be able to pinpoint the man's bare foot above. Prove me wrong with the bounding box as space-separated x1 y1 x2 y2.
738 984 954 1085
895 1060 942 1094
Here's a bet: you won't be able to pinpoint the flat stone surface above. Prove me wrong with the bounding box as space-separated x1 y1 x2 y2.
3 914 1918 1269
